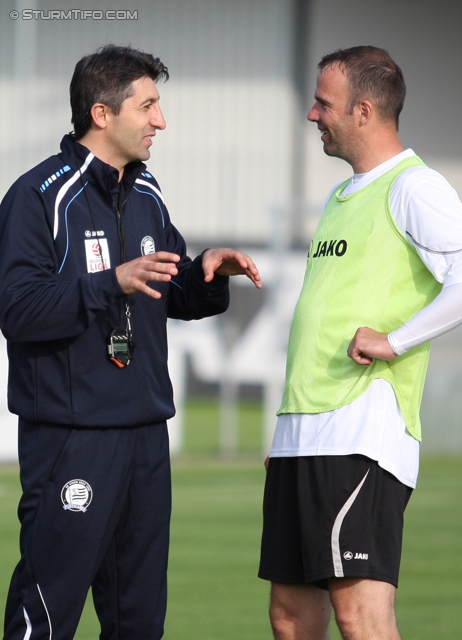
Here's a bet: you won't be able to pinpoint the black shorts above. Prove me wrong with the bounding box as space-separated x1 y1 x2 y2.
258 455 412 589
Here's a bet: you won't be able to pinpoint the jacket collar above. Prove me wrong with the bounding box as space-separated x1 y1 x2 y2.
59 134 146 203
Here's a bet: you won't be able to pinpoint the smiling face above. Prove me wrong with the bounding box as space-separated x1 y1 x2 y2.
103 75 166 171
307 64 360 166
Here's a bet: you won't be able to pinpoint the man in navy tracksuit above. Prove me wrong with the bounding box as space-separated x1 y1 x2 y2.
0 45 261 640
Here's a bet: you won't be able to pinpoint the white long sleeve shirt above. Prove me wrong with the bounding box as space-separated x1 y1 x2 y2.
270 150 462 488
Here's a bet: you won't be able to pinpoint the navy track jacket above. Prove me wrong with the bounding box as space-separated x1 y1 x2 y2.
0 135 229 428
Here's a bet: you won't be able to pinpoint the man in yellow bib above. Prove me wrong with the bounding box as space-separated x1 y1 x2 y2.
259 46 462 640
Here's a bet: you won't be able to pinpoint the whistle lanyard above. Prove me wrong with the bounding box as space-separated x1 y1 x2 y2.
72 142 134 367
113 182 133 341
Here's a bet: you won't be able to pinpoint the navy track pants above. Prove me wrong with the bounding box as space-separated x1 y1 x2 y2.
3 419 171 640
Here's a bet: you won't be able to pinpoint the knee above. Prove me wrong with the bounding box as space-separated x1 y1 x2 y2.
269 583 331 639
269 596 329 640
330 579 399 639
333 606 358 639
333 602 396 639
269 599 294 637
334 594 376 638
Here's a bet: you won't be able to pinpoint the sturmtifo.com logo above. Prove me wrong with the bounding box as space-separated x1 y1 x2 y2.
61 479 93 513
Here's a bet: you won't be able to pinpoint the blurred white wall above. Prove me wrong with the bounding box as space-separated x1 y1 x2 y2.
0 0 297 244
2 0 462 239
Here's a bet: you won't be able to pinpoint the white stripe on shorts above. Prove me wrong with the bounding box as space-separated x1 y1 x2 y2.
331 469 370 577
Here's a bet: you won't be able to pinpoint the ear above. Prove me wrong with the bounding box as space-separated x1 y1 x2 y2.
356 99 373 126
89 103 112 131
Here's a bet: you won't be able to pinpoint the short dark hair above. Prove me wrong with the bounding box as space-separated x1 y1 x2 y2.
70 44 169 139
319 46 406 127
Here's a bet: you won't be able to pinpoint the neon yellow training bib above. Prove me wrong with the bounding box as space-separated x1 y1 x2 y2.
278 156 441 441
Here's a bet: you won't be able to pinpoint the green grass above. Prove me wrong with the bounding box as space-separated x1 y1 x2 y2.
183 398 264 453
1 403 462 639
166 461 270 639
397 457 462 638
0 469 21 611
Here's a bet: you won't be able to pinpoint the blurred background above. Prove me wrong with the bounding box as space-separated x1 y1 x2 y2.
1 0 462 460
